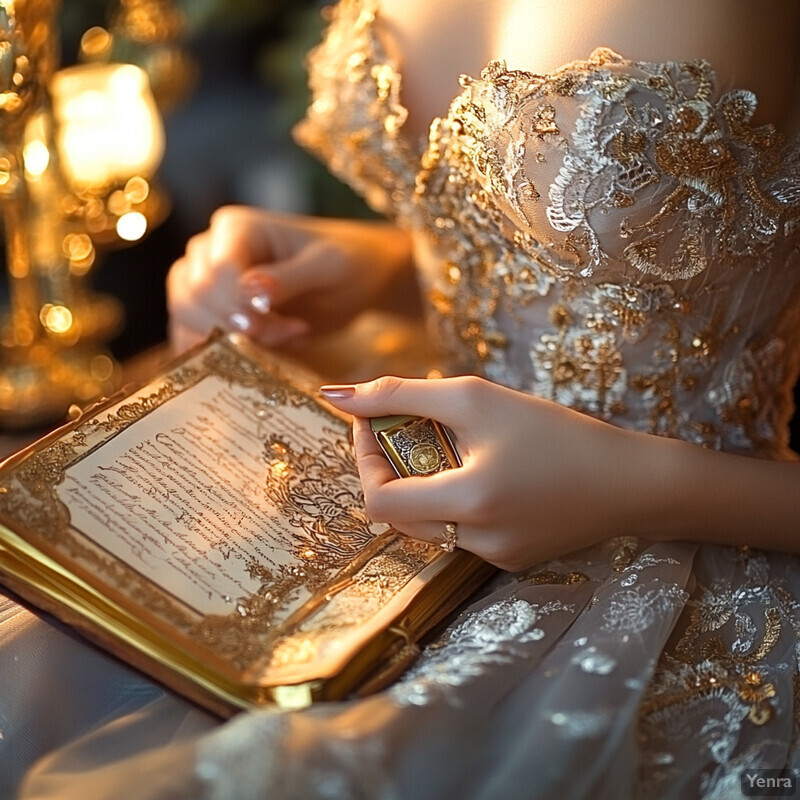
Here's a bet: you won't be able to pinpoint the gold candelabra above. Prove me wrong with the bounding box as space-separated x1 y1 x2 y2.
0 0 177 429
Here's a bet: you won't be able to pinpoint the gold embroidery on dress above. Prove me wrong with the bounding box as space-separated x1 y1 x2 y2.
296 5 800 454
639 549 800 733
609 537 641 572
524 569 590 586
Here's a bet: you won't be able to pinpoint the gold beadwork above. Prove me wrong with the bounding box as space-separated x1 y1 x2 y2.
296 0 800 456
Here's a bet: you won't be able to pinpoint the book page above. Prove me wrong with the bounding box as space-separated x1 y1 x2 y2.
59 375 321 617
1 336 385 639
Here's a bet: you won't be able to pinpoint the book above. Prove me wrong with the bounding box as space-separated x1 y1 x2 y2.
0 331 493 716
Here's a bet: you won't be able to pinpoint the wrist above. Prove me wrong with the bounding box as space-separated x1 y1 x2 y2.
629 433 705 544
631 433 800 552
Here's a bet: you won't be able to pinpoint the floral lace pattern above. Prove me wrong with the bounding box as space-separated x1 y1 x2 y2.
287 3 800 796
296 0 800 456
390 597 575 707
636 547 800 796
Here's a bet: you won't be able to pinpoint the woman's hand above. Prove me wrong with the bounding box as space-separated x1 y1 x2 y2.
320 375 657 571
167 206 414 353
323 375 800 569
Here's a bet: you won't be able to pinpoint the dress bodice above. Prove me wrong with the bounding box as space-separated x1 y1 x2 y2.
295 0 800 458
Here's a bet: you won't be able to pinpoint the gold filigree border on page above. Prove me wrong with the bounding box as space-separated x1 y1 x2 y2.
0 334 440 671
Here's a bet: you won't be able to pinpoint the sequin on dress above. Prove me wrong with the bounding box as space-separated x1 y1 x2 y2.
7 1 800 798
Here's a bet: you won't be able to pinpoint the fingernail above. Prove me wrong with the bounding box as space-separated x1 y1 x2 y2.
239 273 275 311
229 312 252 332
249 294 271 314
320 384 356 398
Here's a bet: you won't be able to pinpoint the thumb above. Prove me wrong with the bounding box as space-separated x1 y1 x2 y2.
238 239 344 309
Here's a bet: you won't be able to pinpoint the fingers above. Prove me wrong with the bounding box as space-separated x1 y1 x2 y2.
169 227 243 313
228 307 311 347
387 519 476 553
237 238 345 310
207 205 277 266
167 254 239 333
351 419 481 553
168 207 323 348
171 208 280 318
351 415 398 489
353 422 478 554
339 378 526 565
321 374 498 430
168 257 312 352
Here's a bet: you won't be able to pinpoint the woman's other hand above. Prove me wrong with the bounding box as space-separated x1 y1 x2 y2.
167 206 414 352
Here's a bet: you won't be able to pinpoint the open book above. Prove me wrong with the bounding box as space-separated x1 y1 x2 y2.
0 332 492 715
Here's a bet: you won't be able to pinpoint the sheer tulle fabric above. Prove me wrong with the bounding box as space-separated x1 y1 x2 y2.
9 541 800 799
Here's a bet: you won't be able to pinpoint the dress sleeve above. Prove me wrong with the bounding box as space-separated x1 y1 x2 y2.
293 0 419 220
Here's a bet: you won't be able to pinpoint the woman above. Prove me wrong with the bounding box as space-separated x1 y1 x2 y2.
15 0 800 796
170 0 800 570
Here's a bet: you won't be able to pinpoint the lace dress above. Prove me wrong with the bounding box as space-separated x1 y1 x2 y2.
5 0 800 797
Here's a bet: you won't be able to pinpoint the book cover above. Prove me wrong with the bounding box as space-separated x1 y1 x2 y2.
0 331 492 715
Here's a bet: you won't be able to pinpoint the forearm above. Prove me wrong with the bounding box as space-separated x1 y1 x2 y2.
637 434 800 552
